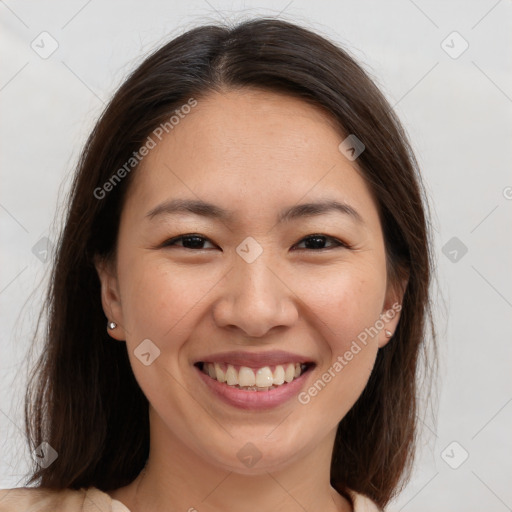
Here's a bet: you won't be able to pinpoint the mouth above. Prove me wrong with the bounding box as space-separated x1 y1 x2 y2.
194 361 315 391
192 350 317 410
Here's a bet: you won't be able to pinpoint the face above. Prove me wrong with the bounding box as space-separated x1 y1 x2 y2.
96 88 404 474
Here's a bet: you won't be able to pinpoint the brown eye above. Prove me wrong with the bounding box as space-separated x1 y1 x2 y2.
293 234 348 251
162 234 217 250
160 233 349 252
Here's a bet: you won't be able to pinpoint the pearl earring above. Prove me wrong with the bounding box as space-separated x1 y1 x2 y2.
108 321 117 330
385 329 393 338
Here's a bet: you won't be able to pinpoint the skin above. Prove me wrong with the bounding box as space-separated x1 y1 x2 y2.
96 88 406 512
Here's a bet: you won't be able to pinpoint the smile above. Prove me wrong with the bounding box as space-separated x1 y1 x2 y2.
197 361 313 391
194 355 316 410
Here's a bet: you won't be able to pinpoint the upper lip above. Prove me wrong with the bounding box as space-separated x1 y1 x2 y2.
194 350 315 368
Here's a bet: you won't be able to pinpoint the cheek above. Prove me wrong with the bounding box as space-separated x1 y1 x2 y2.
294 261 386 351
294 266 384 421
118 256 224 344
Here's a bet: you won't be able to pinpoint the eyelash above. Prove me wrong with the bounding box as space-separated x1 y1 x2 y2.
160 233 351 251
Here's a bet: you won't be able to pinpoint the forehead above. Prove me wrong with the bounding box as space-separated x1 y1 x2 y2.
123 88 380 229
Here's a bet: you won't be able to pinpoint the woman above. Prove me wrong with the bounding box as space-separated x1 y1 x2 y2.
0 17 435 512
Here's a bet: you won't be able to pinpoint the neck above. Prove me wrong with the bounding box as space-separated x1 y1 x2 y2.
110 407 352 512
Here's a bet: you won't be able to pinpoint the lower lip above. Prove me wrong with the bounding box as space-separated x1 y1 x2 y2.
195 364 314 410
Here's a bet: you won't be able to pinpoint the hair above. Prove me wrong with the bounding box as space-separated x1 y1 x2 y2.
23 17 436 509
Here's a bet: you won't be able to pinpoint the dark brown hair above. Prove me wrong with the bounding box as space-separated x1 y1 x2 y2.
23 17 436 509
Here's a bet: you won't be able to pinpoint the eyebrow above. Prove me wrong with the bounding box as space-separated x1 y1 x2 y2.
145 198 364 225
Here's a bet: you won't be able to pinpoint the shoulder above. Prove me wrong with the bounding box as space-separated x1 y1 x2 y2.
0 486 130 512
1 486 381 512
348 490 383 512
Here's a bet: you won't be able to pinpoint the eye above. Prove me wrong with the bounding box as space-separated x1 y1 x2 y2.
161 234 217 250
160 233 349 251
293 234 349 251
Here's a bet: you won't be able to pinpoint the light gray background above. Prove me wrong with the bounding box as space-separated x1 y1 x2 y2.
1 1 511 510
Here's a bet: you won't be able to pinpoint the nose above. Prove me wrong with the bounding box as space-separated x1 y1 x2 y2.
212 253 299 339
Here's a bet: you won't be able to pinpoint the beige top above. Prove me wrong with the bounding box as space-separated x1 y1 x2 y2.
0 486 382 511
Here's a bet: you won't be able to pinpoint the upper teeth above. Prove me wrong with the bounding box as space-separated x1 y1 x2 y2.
202 362 305 388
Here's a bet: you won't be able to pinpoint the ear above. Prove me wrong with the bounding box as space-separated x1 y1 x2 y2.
377 274 408 348
94 254 126 341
